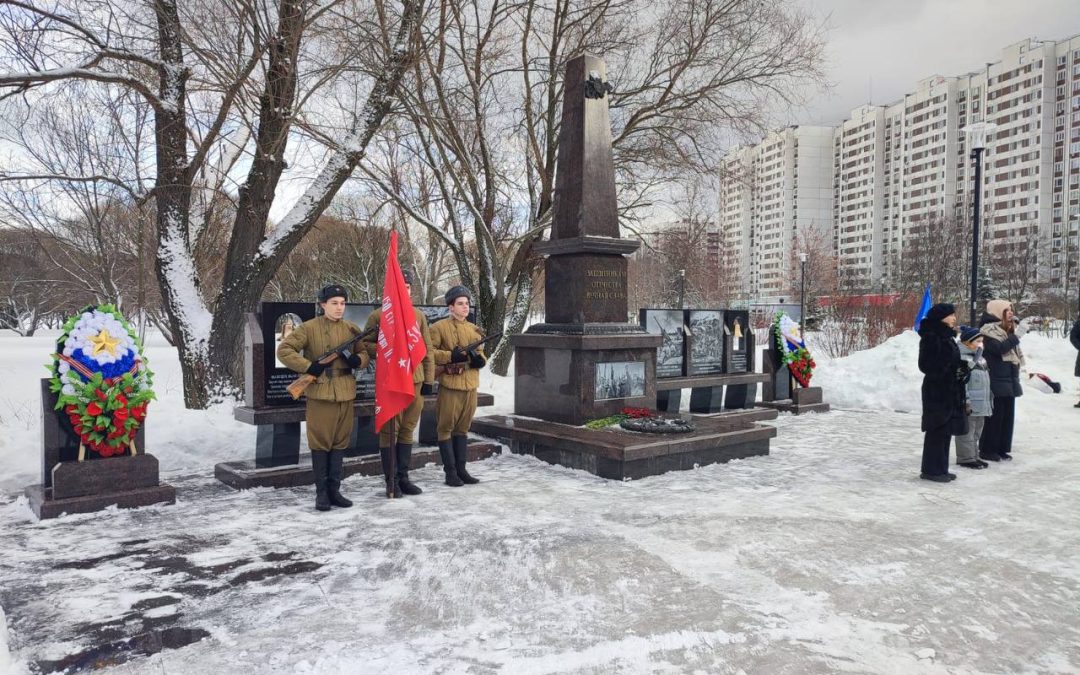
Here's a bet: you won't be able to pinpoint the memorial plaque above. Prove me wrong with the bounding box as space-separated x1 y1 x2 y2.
258 301 456 405
545 255 629 324
639 309 685 378
686 310 724 376
724 310 750 374
594 361 646 400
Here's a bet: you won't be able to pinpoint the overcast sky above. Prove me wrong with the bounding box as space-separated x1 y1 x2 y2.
792 0 1080 127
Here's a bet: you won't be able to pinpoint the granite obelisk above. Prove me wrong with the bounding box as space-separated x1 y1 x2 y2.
511 53 661 424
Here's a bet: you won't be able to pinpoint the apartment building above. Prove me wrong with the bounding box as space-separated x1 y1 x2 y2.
720 32 1080 296
719 126 834 301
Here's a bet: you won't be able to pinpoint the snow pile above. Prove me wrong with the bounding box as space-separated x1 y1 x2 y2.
812 329 1079 414
811 331 924 412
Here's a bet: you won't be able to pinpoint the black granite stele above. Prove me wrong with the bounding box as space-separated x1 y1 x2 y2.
25 379 175 520
759 327 830 415
215 441 500 490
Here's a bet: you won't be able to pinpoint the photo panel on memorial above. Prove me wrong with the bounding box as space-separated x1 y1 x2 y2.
260 302 317 406
639 308 686 378
724 310 750 373
594 361 646 401
687 310 724 376
274 313 303 368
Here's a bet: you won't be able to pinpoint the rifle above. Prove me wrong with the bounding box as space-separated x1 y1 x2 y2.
286 325 378 400
435 331 503 378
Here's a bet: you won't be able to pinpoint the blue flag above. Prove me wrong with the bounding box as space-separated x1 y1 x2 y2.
913 284 932 331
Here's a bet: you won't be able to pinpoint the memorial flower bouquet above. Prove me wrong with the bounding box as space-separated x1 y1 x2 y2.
585 406 655 429
773 312 816 388
47 305 155 459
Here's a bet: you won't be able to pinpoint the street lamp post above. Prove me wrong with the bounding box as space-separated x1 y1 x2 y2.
799 252 808 324
962 121 998 325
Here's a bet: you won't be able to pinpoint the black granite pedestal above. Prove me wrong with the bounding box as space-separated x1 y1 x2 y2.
512 331 661 426
472 409 776 480
26 455 176 520
215 440 500 490
758 386 831 415
25 379 175 520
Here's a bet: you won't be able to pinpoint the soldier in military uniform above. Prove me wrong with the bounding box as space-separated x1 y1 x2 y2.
361 269 436 497
277 285 369 511
429 285 486 486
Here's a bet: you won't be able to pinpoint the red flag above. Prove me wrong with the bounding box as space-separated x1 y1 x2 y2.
375 231 427 431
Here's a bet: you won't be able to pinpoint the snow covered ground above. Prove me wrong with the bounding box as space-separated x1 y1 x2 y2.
2 330 1080 674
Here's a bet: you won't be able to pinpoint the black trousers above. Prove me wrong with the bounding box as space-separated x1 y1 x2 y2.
979 396 1016 457
921 426 952 476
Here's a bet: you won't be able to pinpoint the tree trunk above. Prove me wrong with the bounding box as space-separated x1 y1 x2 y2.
153 0 212 409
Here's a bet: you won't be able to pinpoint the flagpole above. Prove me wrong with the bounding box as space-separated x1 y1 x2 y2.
387 417 397 499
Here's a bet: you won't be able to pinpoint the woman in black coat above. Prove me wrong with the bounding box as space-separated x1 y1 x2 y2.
978 299 1025 461
1071 319 1080 408
918 303 967 482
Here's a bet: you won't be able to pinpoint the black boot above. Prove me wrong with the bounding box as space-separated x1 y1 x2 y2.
327 450 353 508
439 439 463 487
453 435 479 484
396 443 422 495
379 447 402 498
311 451 332 511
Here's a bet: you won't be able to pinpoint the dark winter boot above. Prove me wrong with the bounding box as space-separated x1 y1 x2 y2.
327 450 353 508
395 443 422 495
452 435 479 484
919 473 950 483
439 439 463 487
379 447 402 498
311 451 332 511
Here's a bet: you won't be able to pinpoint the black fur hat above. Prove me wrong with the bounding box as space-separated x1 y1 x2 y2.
318 284 348 303
444 285 471 306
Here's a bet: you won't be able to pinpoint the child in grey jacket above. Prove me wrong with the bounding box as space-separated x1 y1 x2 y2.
956 326 993 469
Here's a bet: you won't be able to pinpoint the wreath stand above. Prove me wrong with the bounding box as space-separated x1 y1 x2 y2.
758 323 831 416
24 379 176 520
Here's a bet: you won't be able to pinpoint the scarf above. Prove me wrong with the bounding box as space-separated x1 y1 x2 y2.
980 322 1025 367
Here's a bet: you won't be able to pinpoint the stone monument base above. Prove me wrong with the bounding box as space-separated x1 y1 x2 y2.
512 330 661 426
757 386 831 415
214 441 500 490
471 409 777 480
25 454 176 520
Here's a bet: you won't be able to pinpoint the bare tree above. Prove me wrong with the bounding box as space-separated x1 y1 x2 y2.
984 221 1047 315
0 0 425 407
888 214 973 303
358 0 826 374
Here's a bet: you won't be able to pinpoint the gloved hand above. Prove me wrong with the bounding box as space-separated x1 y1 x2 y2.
450 346 468 363
1013 320 1028 337
306 361 327 376
956 362 971 384
467 349 485 369
973 346 987 368
339 349 363 368
965 402 973 415
420 382 437 396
